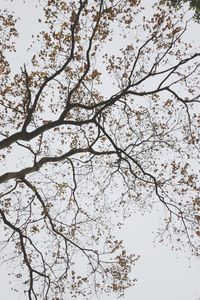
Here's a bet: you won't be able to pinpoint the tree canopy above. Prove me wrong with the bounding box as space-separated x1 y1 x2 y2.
163 0 200 22
0 0 200 299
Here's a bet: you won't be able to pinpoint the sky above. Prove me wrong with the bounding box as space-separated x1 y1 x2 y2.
1 212 200 300
0 1 200 300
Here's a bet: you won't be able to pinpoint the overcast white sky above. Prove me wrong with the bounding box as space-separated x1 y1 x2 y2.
1 212 200 300
0 1 200 300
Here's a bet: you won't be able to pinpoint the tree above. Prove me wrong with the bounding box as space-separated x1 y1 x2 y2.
162 0 200 22
0 0 200 299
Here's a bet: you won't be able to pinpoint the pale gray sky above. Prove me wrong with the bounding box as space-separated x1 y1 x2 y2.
0 1 200 300
1 212 200 300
